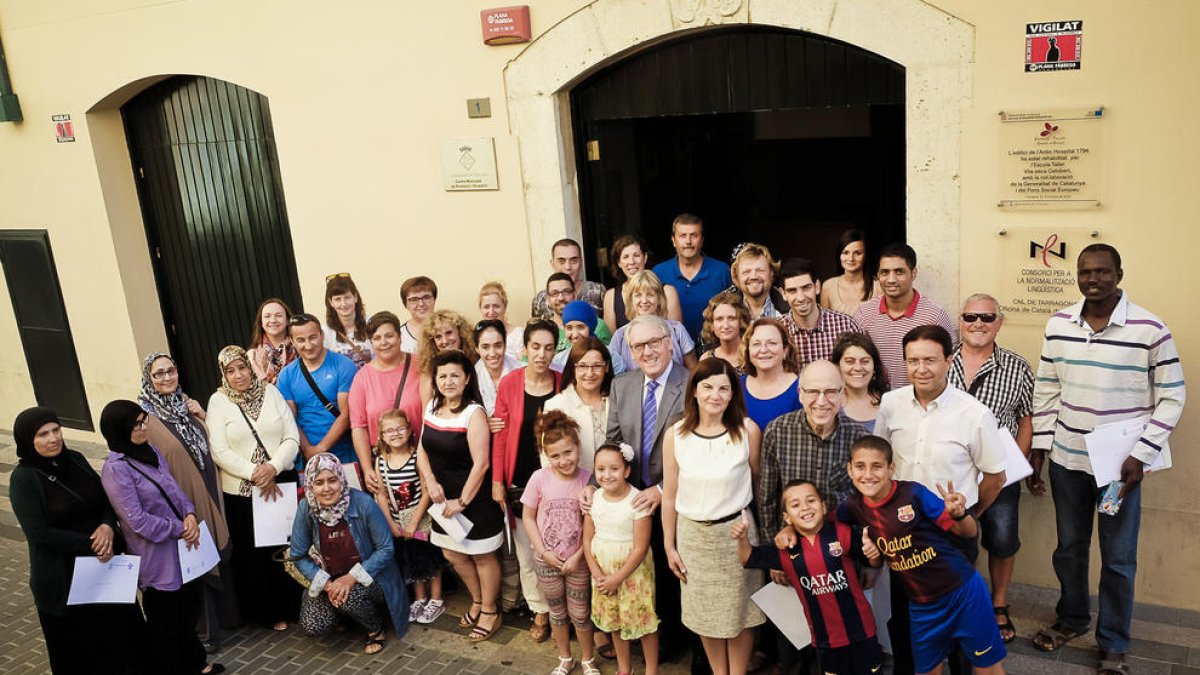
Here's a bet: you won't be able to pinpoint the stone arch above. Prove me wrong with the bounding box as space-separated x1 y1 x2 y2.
504 0 973 304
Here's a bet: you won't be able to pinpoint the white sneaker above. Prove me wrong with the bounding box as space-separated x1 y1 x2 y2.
417 599 445 624
408 599 426 623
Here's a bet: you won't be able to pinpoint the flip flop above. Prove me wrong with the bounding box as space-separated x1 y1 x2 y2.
1032 621 1085 652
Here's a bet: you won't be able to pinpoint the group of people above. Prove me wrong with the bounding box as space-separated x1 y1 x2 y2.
11 212 1183 675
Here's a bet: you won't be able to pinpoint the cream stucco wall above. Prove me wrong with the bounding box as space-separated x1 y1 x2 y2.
0 0 1197 609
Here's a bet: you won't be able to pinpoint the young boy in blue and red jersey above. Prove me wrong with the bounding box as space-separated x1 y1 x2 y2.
835 435 1006 675
733 479 884 675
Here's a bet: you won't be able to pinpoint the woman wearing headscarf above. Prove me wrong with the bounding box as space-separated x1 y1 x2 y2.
100 400 224 675
138 352 238 645
207 345 301 631
10 406 146 675
290 453 410 653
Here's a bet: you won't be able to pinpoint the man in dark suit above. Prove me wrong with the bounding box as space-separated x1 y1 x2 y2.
599 314 702 670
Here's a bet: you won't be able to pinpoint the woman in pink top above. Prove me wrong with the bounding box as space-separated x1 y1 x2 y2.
350 311 422 494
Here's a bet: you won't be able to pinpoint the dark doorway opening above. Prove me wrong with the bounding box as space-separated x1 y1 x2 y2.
0 231 93 430
123 76 302 398
571 26 905 286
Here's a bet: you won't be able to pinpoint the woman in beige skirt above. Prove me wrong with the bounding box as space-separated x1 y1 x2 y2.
662 358 765 675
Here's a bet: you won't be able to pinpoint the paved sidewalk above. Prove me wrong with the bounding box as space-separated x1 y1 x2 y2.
2 432 1198 674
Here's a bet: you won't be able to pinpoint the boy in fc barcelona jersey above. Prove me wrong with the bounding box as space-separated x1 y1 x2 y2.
733 479 884 675
836 436 1006 675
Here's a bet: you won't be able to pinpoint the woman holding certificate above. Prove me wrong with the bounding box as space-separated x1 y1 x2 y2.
10 406 146 675
100 400 225 675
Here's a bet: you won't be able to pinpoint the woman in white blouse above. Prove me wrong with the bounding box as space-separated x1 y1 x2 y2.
207 345 301 631
542 336 613 474
473 320 519 426
662 357 764 675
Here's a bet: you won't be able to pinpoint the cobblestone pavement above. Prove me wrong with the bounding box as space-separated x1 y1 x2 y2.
2 433 1199 674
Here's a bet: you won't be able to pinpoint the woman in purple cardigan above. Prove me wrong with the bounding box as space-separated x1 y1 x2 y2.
100 400 224 675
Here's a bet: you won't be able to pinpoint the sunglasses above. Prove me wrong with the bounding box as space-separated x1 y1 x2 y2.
961 313 998 324
288 313 321 326
325 272 351 282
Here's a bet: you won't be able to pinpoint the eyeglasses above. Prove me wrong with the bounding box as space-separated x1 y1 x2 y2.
547 288 574 299
135 417 148 429
961 313 998 324
629 335 668 354
325 272 351 282
380 427 409 437
150 367 178 381
289 313 320 326
405 294 435 305
574 362 607 373
800 387 843 400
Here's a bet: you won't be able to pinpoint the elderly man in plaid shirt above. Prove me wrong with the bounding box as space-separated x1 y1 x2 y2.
779 258 863 369
757 359 871 675
947 292 1034 645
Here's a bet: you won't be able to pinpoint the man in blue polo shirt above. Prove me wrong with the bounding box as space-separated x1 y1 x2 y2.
652 213 731 342
277 313 358 472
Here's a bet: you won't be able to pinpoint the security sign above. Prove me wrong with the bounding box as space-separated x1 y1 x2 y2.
1026 21 1082 72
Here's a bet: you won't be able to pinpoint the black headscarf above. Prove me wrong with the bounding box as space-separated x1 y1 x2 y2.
100 400 159 467
13 406 67 475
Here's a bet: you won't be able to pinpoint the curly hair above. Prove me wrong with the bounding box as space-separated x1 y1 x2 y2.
418 310 478 374
741 317 800 377
700 291 752 347
534 409 581 455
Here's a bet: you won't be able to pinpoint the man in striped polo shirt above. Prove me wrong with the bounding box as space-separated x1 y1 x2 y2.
851 243 956 387
1029 244 1186 674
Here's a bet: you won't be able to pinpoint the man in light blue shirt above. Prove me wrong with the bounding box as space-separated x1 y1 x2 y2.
651 213 731 342
277 313 358 470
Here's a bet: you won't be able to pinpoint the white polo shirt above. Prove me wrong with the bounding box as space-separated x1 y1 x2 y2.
875 383 1007 508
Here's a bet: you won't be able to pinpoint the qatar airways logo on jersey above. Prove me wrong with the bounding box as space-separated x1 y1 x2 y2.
798 569 849 596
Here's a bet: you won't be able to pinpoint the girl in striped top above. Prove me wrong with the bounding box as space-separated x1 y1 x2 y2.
373 409 447 624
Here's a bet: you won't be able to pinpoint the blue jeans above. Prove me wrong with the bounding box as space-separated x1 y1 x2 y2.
1049 461 1142 653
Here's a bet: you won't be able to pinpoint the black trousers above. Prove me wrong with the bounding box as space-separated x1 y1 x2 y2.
142 581 207 675
39 603 147 675
888 530 979 675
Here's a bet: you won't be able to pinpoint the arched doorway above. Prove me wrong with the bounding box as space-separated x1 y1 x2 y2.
123 76 302 396
571 26 905 284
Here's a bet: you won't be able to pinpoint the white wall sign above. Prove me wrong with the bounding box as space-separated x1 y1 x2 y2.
441 137 499 191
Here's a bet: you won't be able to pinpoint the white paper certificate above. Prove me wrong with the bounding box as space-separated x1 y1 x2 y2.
67 555 141 605
1084 416 1165 487
428 501 474 542
751 582 812 650
178 520 220 584
253 482 299 547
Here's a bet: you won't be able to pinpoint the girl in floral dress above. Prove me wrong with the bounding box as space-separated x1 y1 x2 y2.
582 443 660 675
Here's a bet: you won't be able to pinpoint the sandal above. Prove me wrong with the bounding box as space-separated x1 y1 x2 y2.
530 612 551 643
994 606 1016 643
1032 621 1086 652
364 629 386 655
458 599 482 628
1098 655 1130 675
468 610 502 642
551 655 576 675
596 641 616 660
580 657 602 675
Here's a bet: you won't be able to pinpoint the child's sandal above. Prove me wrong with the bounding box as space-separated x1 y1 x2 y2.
551 655 576 675
580 657 602 675
468 610 502 642
363 629 386 655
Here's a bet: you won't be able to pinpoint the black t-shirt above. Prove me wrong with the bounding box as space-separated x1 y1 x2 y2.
513 389 554 488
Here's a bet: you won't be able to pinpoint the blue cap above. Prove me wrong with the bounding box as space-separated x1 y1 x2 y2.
561 300 598 334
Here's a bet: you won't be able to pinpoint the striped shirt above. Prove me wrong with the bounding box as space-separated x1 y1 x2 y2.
781 308 863 370
948 343 1034 437
1032 292 1186 473
851 290 957 387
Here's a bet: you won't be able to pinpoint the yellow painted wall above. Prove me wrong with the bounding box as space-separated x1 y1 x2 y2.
0 0 1196 608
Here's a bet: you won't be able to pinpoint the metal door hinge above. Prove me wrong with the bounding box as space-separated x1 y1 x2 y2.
586 140 600 161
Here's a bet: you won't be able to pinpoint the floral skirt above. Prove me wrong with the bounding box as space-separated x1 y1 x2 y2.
589 536 659 641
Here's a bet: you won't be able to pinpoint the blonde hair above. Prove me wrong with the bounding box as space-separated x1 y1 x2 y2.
731 242 781 280
478 281 509 308
418 310 478 373
622 270 668 321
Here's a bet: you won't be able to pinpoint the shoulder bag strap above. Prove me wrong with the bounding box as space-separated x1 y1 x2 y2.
392 356 413 410
33 468 86 504
120 458 185 521
235 404 273 462
299 359 340 418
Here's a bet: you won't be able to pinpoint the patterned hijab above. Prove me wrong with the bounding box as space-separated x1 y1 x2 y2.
138 352 208 470
304 453 351 527
217 345 267 421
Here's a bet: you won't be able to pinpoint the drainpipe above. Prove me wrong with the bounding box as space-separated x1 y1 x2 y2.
0 29 23 122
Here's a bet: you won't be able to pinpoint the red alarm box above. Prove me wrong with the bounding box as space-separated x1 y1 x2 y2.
481 6 531 45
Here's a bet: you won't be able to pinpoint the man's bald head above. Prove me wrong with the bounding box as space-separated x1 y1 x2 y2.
799 360 845 434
